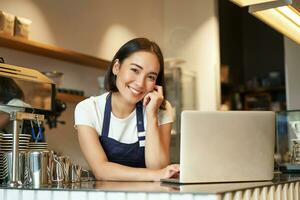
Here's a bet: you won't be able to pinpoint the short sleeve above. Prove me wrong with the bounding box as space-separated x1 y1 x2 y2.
74 98 97 129
158 100 174 125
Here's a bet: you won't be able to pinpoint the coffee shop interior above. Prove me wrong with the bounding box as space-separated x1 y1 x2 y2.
1 0 300 195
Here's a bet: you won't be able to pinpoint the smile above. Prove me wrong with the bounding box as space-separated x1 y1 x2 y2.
128 86 143 95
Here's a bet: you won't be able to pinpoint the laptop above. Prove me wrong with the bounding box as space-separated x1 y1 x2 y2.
162 111 275 184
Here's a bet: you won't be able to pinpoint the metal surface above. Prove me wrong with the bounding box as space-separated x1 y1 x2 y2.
50 155 64 183
9 119 20 186
180 111 275 183
0 63 54 187
1 173 300 200
4 152 27 185
7 112 45 186
27 150 49 186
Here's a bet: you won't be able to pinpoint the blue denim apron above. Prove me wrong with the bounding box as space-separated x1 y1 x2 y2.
99 93 146 167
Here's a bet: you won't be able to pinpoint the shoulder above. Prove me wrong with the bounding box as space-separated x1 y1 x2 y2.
75 92 108 112
75 96 96 113
74 93 109 129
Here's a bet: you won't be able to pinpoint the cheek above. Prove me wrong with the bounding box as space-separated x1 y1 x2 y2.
146 83 156 92
117 71 131 84
122 71 135 82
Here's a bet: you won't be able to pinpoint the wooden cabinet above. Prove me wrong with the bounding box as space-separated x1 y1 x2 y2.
0 34 110 103
56 92 86 103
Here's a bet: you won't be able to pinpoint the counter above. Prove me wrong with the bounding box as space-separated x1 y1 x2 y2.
1 173 300 200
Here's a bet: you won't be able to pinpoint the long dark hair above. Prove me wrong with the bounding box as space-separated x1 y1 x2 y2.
104 38 166 109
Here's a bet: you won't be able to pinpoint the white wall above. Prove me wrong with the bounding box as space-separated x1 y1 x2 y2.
163 0 221 110
284 37 300 110
0 0 165 169
1 0 220 108
0 0 164 59
0 0 164 96
0 1 221 167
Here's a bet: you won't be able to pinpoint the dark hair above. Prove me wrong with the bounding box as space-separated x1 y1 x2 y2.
104 38 166 109
0 77 24 104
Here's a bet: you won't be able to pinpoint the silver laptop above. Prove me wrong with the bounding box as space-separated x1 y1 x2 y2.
162 111 275 184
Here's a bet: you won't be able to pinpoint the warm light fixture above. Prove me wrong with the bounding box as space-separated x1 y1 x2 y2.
230 0 300 45
230 0 278 7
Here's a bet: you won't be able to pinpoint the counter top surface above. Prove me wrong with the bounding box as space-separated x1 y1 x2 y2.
1 173 300 194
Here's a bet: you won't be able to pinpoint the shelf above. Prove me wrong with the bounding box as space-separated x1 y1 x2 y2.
0 34 110 69
238 86 286 94
56 92 86 103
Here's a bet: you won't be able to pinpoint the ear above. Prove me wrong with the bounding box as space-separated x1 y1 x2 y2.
112 59 120 75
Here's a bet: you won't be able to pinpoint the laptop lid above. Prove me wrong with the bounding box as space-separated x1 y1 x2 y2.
178 111 275 184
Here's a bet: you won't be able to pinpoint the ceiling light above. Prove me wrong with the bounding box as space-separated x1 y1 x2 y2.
230 0 278 7
230 0 300 45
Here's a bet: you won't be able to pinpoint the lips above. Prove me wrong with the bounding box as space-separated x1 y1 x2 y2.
128 86 143 96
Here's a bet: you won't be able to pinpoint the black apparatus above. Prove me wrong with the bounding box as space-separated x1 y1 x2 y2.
0 57 66 131
0 60 68 186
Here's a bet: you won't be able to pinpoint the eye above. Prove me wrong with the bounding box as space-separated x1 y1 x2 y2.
130 68 139 74
147 75 157 82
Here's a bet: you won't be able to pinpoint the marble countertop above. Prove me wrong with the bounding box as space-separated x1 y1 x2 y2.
1 173 300 194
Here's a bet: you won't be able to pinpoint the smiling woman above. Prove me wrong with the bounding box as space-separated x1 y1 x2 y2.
74 38 179 181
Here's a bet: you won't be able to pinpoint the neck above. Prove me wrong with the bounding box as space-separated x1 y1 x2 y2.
111 92 135 118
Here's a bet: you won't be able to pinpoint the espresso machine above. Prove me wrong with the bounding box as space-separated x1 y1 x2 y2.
276 110 300 172
0 62 55 186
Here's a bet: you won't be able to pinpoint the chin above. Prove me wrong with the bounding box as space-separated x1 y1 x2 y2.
129 94 144 104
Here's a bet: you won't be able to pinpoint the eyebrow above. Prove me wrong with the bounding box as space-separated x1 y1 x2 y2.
130 63 158 76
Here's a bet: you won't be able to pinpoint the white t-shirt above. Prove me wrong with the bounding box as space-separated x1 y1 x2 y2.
74 92 174 144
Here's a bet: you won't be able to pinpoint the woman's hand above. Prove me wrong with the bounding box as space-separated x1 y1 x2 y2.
143 85 164 115
153 164 180 181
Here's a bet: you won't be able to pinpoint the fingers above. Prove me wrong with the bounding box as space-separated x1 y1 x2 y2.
168 170 179 178
154 164 180 181
143 85 164 110
169 164 180 171
166 164 180 178
143 93 151 106
154 85 163 97
167 168 180 179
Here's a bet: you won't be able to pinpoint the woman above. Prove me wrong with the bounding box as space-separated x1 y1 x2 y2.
75 38 179 181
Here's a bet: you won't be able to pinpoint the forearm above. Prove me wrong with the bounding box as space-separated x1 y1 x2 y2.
77 126 160 181
93 161 157 181
145 115 170 169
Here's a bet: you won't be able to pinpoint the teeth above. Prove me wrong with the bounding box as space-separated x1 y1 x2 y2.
129 86 141 95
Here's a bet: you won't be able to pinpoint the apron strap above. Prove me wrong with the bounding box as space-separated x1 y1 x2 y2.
101 93 112 137
136 101 145 133
101 93 145 138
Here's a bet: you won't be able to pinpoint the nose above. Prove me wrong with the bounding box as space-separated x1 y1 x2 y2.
135 75 145 88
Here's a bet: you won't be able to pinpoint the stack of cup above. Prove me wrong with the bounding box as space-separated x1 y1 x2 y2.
0 132 30 184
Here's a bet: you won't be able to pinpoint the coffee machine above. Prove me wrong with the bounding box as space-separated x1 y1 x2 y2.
276 110 300 172
0 63 55 186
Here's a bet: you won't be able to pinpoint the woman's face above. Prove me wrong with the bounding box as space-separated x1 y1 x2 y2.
113 51 160 105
